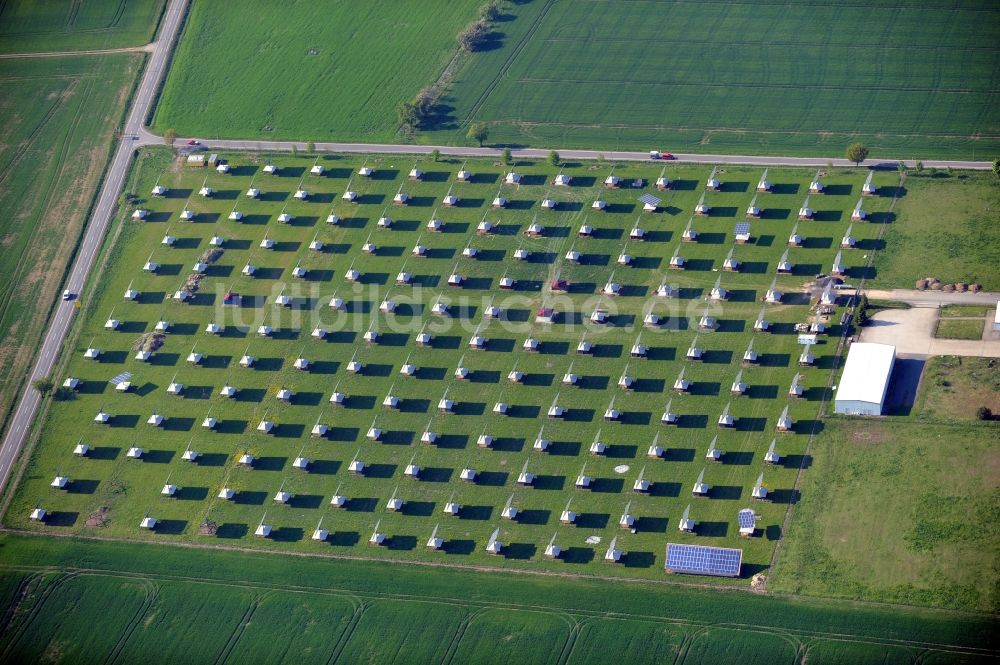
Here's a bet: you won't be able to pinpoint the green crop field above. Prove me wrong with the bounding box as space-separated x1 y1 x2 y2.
0 53 144 442
7 148 897 583
872 171 1000 291
153 0 1000 159
153 0 482 141
0 0 165 53
0 533 995 664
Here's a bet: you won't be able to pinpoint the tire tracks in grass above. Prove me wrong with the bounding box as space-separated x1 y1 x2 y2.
104 577 158 665
555 615 581 665
439 606 483 665
0 571 42 642
0 559 993 658
327 600 368 665
214 592 262 665
460 0 557 129
0 571 73 661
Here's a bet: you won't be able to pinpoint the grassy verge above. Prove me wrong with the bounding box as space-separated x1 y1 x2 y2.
935 318 985 340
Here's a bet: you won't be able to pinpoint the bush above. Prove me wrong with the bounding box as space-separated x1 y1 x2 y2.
500 147 512 165
430 148 440 163
481 0 502 22
547 150 560 167
976 406 992 421
853 294 870 328
163 128 177 146
32 377 53 395
458 20 490 52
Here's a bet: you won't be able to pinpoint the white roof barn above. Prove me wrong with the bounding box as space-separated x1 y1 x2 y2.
834 343 896 415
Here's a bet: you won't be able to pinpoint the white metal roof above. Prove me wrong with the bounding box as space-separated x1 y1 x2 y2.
995 301 1000 325
835 342 895 406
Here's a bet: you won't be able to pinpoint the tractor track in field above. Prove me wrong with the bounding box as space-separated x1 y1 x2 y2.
104 577 158 665
0 560 994 659
0 44 153 59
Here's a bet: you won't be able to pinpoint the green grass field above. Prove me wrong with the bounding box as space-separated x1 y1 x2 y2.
769 415 1000 612
934 318 985 340
153 0 1000 159
0 533 995 664
0 0 165 53
918 356 1000 422
0 53 144 443
873 171 1000 290
153 0 481 141
7 149 896 583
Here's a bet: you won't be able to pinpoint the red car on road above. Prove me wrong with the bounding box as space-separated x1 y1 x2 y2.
649 150 675 160
187 139 200 145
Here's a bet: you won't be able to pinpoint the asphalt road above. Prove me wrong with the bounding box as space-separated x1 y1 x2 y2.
0 0 190 496
136 130 993 170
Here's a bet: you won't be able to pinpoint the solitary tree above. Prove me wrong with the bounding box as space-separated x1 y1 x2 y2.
32 377 53 396
500 147 512 166
846 143 869 166
547 150 560 167
993 159 1000 179
307 141 316 154
467 123 488 147
431 148 440 163
163 128 177 146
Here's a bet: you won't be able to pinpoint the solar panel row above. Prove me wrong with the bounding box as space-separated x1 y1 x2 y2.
664 543 742 577
734 221 751 236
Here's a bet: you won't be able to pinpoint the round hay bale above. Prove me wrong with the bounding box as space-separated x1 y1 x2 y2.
929 281 943 290
942 283 955 292
970 283 982 293
915 278 928 290
955 282 968 292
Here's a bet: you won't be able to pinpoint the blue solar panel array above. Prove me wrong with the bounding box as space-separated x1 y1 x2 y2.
665 543 742 577
734 221 751 236
738 509 756 530
639 193 660 207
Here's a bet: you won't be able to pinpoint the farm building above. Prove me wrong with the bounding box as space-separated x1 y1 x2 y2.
994 302 1000 331
834 343 896 415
